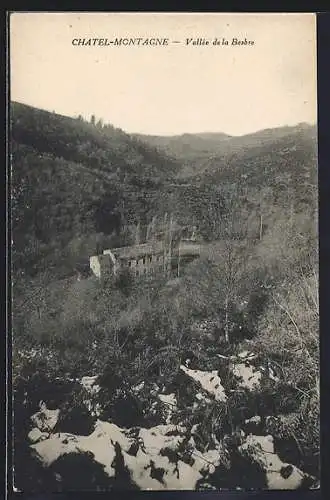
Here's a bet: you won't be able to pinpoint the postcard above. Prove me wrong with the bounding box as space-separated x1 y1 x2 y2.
10 12 319 491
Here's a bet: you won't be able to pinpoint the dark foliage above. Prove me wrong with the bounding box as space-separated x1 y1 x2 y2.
49 452 111 491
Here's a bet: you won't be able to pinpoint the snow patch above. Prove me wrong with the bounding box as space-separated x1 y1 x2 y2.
238 350 257 361
31 420 130 477
232 363 262 390
158 393 176 408
28 428 49 444
238 434 310 489
31 420 222 490
180 365 227 402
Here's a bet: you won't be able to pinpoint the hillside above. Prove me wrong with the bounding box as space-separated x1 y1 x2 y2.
11 102 181 277
199 124 317 182
157 125 317 252
12 102 180 182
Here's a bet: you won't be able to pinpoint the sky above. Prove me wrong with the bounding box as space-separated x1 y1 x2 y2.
10 13 317 136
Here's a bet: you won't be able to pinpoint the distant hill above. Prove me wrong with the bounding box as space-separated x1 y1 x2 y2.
156 123 317 243
197 123 317 182
135 124 317 178
133 131 232 162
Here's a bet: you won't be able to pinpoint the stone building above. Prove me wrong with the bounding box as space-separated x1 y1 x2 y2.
90 240 172 280
89 239 200 280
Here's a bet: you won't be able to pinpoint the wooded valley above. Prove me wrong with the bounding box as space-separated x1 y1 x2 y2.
11 102 319 491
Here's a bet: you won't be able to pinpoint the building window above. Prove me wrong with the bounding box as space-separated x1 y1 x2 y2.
149 255 152 263
128 261 131 267
136 259 139 265
144 268 147 274
143 256 146 265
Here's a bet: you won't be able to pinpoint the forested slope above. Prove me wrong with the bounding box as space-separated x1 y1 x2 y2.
11 102 180 277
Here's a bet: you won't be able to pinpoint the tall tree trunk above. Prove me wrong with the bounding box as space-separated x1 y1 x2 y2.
135 221 141 245
225 296 229 343
166 214 174 277
163 213 167 276
146 222 151 242
259 212 263 241
177 238 181 277
289 201 294 230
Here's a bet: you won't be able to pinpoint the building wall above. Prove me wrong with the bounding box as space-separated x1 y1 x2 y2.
90 255 101 278
178 241 201 256
122 252 171 277
90 254 114 279
103 249 120 275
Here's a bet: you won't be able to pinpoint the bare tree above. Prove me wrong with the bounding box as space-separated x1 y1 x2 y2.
222 241 245 343
135 221 141 245
146 215 157 242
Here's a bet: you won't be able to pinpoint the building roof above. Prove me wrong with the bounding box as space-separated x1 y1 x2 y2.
106 241 166 260
178 241 201 256
102 239 201 261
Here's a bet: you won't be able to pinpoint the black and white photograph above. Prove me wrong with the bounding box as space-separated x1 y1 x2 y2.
10 12 319 491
